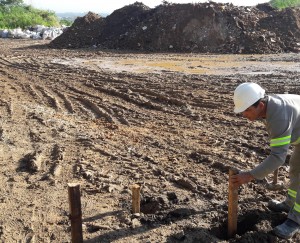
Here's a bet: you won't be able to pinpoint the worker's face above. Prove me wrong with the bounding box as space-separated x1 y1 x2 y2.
242 105 260 121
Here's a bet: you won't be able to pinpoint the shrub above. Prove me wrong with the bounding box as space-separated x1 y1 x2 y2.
0 4 60 29
270 0 300 9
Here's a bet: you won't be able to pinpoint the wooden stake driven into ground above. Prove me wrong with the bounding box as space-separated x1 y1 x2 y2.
68 183 83 243
132 184 141 214
273 168 279 185
228 169 239 238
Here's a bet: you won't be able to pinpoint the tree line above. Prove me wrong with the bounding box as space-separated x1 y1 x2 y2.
0 0 72 29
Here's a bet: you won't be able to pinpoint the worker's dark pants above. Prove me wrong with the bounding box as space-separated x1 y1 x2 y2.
287 144 300 224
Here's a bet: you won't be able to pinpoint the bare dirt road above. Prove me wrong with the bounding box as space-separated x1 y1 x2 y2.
0 39 300 242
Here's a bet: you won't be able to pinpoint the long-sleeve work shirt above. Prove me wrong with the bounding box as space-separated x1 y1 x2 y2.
251 94 300 179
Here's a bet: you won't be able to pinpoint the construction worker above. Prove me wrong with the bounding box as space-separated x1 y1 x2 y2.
231 82 300 239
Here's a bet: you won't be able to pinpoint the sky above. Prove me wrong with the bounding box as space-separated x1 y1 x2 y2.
22 0 269 14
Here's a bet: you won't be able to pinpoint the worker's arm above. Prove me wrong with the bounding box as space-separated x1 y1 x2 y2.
251 110 291 180
250 120 291 180
230 171 255 187
250 146 288 180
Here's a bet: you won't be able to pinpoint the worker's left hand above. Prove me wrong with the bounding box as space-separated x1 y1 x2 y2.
230 171 254 187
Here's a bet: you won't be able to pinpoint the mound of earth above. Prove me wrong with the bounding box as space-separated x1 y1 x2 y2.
50 1 300 53
56 11 105 48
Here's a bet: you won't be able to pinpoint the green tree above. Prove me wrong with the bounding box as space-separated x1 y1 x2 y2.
270 0 300 9
0 4 60 29
59 18 73 26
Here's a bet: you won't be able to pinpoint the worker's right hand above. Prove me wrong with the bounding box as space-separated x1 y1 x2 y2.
230 171 254 187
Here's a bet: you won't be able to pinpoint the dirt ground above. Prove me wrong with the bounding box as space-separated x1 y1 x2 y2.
0 39 300 243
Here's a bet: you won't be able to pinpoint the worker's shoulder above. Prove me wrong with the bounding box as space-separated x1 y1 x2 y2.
270 94 300 103
267 94 300 118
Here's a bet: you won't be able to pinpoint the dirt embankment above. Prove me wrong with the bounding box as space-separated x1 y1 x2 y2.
50 1 300 54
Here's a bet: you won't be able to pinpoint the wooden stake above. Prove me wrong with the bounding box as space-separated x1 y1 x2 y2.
68 183 83 243
273 168 279 185
132 184 141 214
228 169 239 238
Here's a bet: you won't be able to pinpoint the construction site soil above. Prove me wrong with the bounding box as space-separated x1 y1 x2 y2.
0 3 300 243
0 36 300 242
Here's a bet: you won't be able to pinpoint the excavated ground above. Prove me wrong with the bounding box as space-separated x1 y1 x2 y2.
0 39 300 242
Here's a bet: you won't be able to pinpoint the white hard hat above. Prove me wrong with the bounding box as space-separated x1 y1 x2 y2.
233 82 265 113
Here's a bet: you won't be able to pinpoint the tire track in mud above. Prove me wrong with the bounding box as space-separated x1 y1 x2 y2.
82 78 202 122
57 83 126 122
0 56 44 76
22 84 44 103
54 90 75 113
1 53 224 125
85 83 165 111
0 57 113 120
0 54 235 164
59 84 122 121
76 96 117 122
94 73 229 116
35 86 61 110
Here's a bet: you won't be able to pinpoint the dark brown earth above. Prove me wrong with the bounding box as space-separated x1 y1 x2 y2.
50 2 300 54
0 38 300 242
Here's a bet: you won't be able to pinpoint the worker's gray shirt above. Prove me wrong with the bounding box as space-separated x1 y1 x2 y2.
251 94 300 180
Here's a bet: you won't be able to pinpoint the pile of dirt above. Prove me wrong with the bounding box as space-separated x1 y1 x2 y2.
55 11 105 48
51 1 300 53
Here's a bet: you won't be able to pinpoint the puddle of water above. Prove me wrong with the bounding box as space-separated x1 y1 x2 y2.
52 54 300 76
241 71 274 75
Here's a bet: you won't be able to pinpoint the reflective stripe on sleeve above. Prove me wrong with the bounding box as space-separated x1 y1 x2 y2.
294 203 300 213
288 189 297 199
270 135 291 147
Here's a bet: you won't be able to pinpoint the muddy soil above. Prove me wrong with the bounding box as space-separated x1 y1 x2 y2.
0 39 300 242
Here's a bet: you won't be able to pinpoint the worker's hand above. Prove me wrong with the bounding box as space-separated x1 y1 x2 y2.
230 171 254 187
